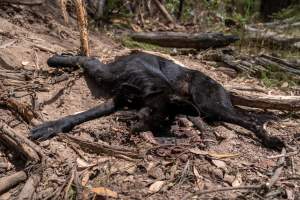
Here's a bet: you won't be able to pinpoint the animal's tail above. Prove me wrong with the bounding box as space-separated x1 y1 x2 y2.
47 54 92 69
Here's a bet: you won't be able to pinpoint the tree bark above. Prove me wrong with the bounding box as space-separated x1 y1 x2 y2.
130 32 239 49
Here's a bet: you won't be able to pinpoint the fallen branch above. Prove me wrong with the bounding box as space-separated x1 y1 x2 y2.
0 0 43 5
268 150 298 159
0 96 41 126
153 0 175 24
0 122 44 159
267 148 286 189
63 166 75 200
244 25 300 50
0 171 27 195
183 184 263 199
230 92 300 111
0 131 39 162
129 32 239 49
17 174 41 200
61 134 141 161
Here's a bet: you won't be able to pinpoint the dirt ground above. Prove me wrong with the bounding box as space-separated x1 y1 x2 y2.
0 2 299 200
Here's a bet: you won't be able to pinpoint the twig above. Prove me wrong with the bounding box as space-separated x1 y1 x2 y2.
60 0 69 25
64 166 76 200
0 0 43 5
74 167 83 200
33 44 56 54
0 96 41 126
17 174 41 200
0 171 27 195
182 184 263 199
0 122 40 161
61 134 141 161
267 150 298 159
266 148 286 189
0 40 16 49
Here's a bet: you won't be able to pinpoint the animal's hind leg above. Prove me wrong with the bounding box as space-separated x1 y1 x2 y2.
216 109 284 150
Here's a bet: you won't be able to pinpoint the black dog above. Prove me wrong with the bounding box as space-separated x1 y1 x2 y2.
31 51 284 150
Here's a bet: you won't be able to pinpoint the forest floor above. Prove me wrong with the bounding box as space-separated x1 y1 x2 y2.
0 3 299 200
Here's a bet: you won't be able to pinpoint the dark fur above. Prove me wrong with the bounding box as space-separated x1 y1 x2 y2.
31 52 284 150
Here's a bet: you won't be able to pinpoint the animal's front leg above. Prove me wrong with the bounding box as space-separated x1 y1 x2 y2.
31 99 117 140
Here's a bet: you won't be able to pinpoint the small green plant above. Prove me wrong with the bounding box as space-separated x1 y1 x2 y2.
121 37 171 53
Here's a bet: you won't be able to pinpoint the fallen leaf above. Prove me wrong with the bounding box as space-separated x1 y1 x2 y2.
91 187 118 198
76 158 91 169
211 159 227 171
193 166 205 190
22 61 29 66
232 173 243 187
281 82 289 88
149 180 165 193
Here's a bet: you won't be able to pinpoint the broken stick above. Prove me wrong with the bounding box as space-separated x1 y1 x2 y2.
0 122 44 159
0 171 27 195
17 174 41 200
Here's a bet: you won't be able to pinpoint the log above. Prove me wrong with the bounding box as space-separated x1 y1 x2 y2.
129 32 239 49
244 25 300 50
0 171 27 195
230 92 300 112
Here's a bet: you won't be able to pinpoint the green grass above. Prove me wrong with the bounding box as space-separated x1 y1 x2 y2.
121 37 172 53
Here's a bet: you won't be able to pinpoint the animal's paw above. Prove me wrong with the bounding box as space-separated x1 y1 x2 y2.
263 136 285 151
30 120 73 140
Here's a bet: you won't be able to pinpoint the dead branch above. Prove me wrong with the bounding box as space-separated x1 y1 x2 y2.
60 0 69 25
74 168 83 200
61 134 141 161
33 44 56 54
0 122 44 159
267 148 286 189
130 32 239 49
268 150 298 159
0 171 27 195
255 56 300 76
244 25 300 50
0 0 43 5
0 131 39 162
74 0 90 56
183 184 263 199
230 92 300 111
64 166 75 200
17 174 41 200
153 0 175 24
0 96 41 126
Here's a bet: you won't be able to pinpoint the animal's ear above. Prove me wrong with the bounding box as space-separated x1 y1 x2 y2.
169 95 199 116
